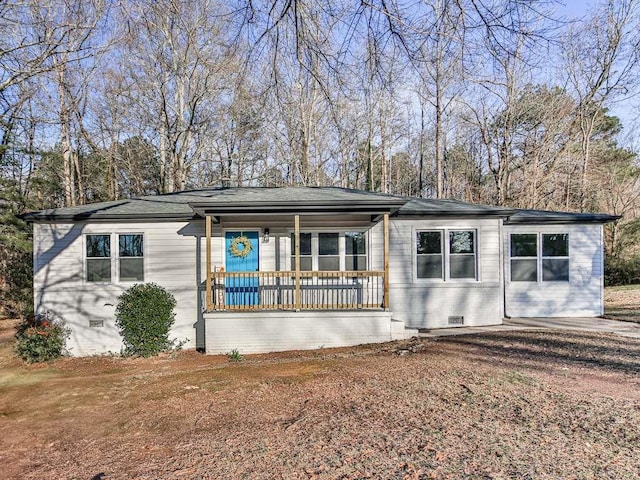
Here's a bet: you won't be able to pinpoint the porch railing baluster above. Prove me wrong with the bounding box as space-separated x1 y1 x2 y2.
208 270 384 312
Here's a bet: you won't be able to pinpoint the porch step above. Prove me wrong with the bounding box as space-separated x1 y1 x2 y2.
391 319 419 340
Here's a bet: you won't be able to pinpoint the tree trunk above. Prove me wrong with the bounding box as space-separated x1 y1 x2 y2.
56 61 76 207
418 103 425 197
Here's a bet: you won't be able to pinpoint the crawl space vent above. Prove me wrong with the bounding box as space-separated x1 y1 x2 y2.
89 320 104 328
448 316 464 325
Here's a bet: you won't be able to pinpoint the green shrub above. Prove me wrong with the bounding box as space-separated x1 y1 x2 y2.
15 313 70 363
605 255 640 286
115 283 177 357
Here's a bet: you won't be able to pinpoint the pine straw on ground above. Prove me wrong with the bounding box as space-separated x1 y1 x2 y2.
0 323 638 480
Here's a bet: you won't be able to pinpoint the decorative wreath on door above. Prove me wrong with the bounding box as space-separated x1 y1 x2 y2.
228 234 253 258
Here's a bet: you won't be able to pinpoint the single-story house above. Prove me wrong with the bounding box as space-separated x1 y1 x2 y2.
22 187 618 356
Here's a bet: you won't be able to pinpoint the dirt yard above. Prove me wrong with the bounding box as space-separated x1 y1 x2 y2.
1 316 639 480
604 284 640 323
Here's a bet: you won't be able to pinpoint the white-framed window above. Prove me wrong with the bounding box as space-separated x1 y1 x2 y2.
449 230 476 279
318 232 340 271
510 234 538 282
510 233 569 282
542 234 569 281
118 234 144 282
416 231 443 279
290 231 368 271
85 233 144 283
415 229 477 281
290 232 312 271
86 234 111 282
345 232 367 271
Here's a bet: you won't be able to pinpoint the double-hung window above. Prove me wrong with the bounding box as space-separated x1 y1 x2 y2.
290 232 367 271
119 234 144 281
291 232 312 271
86 234 111 282
416 230 477 280
510 234 538 281
416 231 443 279
542 234 569 281
449 231 476 279
345 232 367 271
85 233 144 282
318 233 340 271
510 233 569 282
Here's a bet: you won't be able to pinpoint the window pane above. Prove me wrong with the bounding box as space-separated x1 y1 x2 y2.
511 234 537 257
300 257 312 271
119 234 143 257
319 233 339 255
543 234 568 257
346 232 366 255
120 258 144 282
346 255 367 271
87 258 111 282
417 255 443 279
450 231 474 254
318 256 339 271
290 255 312 271
450 255 476 279
511 259 537 281
86 235 110 257
417 231 441 254
291 233 311 256
543 258 569 281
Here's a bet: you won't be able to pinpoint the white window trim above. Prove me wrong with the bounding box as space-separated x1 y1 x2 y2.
84 233 113 284
508 232 570 283
414 228 479 282
541 233 570 283
287 230 369 272
84 233 146 284
117 233 145 283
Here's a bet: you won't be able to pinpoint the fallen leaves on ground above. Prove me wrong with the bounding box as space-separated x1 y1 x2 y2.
0 326 638 480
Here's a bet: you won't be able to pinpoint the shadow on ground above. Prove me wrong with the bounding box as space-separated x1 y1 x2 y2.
441 330 640 374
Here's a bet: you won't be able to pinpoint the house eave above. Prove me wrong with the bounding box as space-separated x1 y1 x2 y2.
504 215 621 225
394 210 516 218
21 213 199 223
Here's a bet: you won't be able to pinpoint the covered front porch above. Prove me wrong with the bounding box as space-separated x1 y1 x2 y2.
190 193 415 354
201 213 392 313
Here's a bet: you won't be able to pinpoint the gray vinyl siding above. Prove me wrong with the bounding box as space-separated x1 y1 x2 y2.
378 217 504 329
504 224 604 317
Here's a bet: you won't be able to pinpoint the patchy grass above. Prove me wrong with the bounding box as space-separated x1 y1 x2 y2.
604 284 640 323
0 324 638 479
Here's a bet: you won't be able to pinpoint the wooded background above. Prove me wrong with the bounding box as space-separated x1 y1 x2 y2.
2 0 640 315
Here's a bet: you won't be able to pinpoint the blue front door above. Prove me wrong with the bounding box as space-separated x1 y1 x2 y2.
225 231 259 306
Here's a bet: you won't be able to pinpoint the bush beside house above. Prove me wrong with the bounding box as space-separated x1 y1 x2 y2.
115 283 177 357
15 314 70 363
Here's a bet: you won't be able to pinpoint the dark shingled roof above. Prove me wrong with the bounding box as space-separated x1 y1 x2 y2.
20 187 408 221
505 208 620 224
20 186 620 224
397 198 516 217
